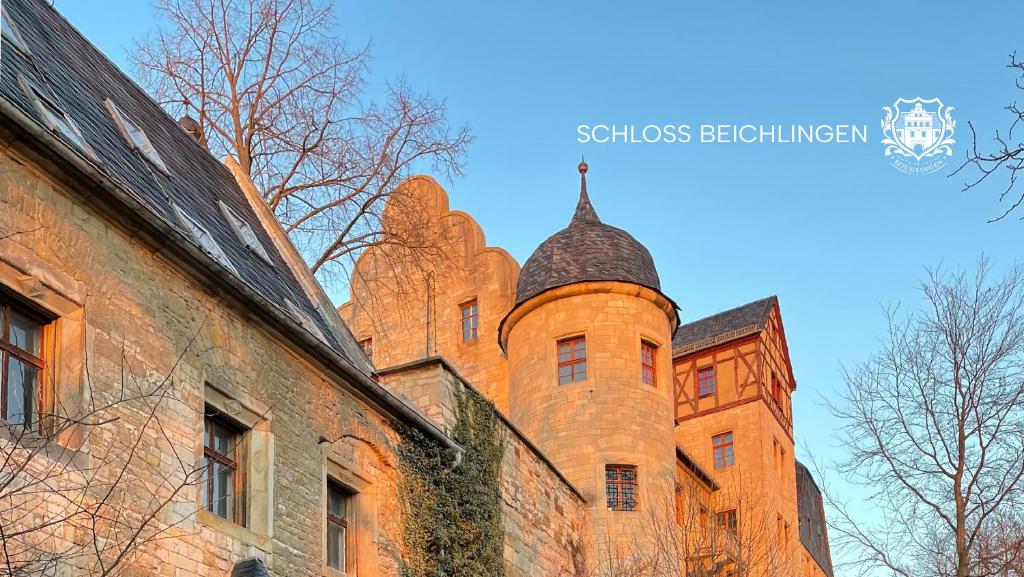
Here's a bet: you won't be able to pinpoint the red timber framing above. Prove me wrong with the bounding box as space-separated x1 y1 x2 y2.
672 303 797 440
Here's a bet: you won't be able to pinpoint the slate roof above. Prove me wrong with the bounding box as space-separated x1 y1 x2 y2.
0 0 371 375
514 166 663 307
796 460 835 577
230 558 271 577
672 296 777 355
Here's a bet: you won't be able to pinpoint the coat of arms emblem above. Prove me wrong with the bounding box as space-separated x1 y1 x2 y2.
881 97 956 174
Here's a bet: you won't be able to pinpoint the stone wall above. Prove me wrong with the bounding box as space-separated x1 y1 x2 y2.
378 358 588 577
0 141 405 577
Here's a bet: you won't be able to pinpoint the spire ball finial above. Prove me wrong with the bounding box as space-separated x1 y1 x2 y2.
578 159 588 175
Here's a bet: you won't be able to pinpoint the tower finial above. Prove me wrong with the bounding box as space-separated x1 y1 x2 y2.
571 158 599 225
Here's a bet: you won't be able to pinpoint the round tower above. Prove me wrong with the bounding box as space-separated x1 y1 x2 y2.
499 161 679 552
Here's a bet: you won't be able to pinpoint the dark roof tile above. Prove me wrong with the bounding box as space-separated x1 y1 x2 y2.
673 296 776 355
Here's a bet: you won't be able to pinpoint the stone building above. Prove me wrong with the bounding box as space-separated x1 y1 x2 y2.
0 0 833 576
341 164 835 577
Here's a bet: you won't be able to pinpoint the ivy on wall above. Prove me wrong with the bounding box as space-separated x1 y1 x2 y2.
397 386 507 577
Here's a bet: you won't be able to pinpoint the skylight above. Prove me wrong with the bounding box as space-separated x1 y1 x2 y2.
219 201 273 264
18 76 92 156
105 99 167 173
1 9 29 54
172 204 239 275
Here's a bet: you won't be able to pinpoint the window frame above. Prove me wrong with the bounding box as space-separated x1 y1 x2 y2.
605 464 638 512
557 335 587 385
218 201 274 265
1 8 30 54
326 480 353 572
460 299 479 342
18 76 95 159
104 99 168 174
171 203 240 275
0 298 49 429
640 340 657 386
696 365 716 397
712 431 735 470
717 508 738 534
202 409 247 527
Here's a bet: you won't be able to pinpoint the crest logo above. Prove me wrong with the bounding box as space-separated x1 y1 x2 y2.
881 97 956 174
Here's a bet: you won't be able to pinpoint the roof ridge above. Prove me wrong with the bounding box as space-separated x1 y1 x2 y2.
678 295 777 328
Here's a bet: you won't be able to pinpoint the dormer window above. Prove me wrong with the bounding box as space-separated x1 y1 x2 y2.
1 9 29 54
105 99 167 173
171 204 238 275
557 336 587 384
219 201 273 264
19 76 92 157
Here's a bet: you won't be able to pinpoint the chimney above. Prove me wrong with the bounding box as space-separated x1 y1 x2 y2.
177 115 206 148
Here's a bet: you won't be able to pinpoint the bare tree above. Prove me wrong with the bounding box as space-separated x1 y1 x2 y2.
569 473 795 577
827 259 1024 577
132 0 472 284
956 53 1024 221
0 314 206 577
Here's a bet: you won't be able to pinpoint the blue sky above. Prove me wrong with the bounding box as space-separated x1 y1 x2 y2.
54 0 1024 561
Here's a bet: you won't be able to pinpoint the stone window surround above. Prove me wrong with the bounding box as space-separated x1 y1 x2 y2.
199 382 274 552
0 254 86 450
321 445 378 577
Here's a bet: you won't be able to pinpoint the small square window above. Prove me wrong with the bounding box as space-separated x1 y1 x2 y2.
712 431 735 469
202 409 246 526
460 299 478 342
697 366 716 397
605 464 637 511
640 340 657 386
219 201 273 265
557 336 586 384
359 338 373 360
105 99 167 173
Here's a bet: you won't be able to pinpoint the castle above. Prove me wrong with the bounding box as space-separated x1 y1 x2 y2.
0 0 832 575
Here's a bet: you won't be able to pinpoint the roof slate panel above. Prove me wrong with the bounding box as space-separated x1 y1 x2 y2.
0 0 371 374
672 296 776 354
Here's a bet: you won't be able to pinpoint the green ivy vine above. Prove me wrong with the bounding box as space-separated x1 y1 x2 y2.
397 386 507 577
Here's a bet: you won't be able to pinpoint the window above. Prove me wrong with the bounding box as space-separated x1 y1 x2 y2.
640 340 657 386
19 77 91 155
557 336 587 384
697 366 716 397
326 481 352 571
202 410 246 525
219 201 273 264
105 99 167 173
172 204 239 275
712 431 735 469
717 509 738 534
605 464 637 511
1 299 47 428
1 8 29 53
359 338 373 361
460 299 478 342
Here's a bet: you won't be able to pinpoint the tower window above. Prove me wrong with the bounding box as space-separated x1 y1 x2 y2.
202 410 246 525
697 366 716 397
326 481 353 571
717 509 738 534
460 299 478 342
557 336 587 384
712 431 735 469
640 340 657 386
359 337 373 360
605 464 637 511
1 298 48 428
